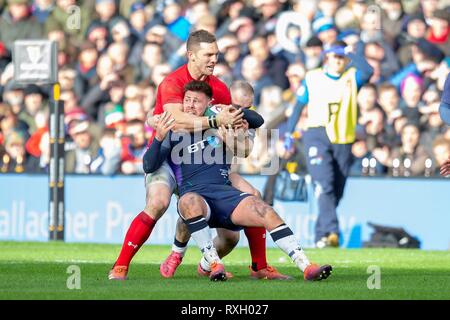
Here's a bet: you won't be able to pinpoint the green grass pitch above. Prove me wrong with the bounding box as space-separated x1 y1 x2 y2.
0 241 449 300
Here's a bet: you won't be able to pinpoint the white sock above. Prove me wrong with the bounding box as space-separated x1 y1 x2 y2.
172 239 188 257
185 216 211 249
269 224 311 272
184 216 221 264
199 256 211 272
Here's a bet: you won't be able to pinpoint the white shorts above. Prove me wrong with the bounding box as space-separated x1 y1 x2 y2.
144 161 177 193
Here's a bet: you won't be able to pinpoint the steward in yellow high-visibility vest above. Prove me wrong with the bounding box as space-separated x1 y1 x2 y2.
283 40 374 248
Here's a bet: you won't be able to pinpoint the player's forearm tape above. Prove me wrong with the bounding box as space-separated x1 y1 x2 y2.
208 115 218 128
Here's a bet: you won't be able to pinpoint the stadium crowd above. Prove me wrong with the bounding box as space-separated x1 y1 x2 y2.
0 0 448 177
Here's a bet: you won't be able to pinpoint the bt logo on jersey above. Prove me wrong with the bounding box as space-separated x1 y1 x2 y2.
187 136 221 153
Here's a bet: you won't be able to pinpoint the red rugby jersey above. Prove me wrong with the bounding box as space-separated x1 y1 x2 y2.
153 64 231 115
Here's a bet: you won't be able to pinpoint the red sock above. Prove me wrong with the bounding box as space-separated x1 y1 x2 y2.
115 211 156 268
244 227 267 271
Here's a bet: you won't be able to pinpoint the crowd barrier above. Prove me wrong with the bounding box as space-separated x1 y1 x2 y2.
0 174 449 250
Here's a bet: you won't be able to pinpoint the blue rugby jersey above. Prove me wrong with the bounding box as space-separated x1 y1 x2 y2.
143 130 235 195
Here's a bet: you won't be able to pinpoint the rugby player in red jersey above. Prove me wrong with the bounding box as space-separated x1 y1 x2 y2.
109 30 289 281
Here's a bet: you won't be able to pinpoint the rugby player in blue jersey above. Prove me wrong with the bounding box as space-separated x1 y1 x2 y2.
143 81 332 281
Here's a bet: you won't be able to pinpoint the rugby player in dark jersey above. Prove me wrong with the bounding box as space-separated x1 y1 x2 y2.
143 81 333 281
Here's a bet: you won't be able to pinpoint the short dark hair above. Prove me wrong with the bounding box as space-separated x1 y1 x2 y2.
186 29 216 51
331 40 347 48
184 81 213 99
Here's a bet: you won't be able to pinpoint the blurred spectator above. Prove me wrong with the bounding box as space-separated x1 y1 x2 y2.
257 85 285 130
59 67 77 92
217 34 242 79
194 14 217 34
334 0 367 31
26 129 50 173
350 139 387 176
283 63 306 105
123 98 145 122
253 0 282 36
248 35 289 89
427 9 449 54
90 127 122 175
363 41 400 83
431 135 450 176
357 84 385 142
378 83 402 124
65 119 100 174
90 0 118 34
380 0 406 48
399 73 423 124
150 63 172 86
420 109 446 155
229 16 256 51
76 41 99 97
388 122 431 176
86 22 110 54
0 0 43 52
138 82 157 114
397 14 428 67
31 0 54 24
420 0 440 22
0 103 28 142
377 83 402 146
303 36 324 70
162 0 191 42
312 15 338 46
45 0 91 46
360 4 384 44
216 0 246 38
18 84 47 134
120 119 147 175
110 16 133 47
129 2 147 41
81 55 119 121
107 42 135 84
0 129 29 172
317 0 340 19
240 55 273 105
134 41 164 82
0 0 448 178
